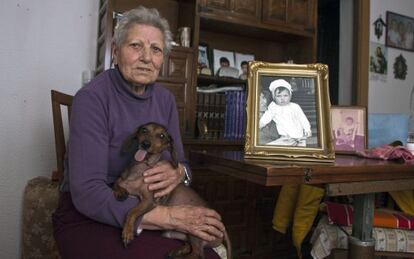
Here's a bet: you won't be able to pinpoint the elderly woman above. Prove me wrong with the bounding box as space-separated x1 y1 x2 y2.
52 6 224 258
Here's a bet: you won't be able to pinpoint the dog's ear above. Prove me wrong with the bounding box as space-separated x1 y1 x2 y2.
168 135 179 168
121 127 140 155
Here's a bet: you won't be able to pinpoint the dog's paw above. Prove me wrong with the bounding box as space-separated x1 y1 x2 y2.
167 243 192 258
122 228 134 247
113 190 129 201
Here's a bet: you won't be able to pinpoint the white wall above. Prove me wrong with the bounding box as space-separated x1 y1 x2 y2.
369 0 414 113
0 1 99 258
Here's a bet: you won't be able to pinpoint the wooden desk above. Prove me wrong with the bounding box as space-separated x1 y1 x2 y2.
190 150 414 258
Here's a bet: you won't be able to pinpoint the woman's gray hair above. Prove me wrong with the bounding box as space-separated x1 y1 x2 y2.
113 6 173 55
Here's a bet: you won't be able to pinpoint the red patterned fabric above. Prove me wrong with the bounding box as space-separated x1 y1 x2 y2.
325 201 414 230
325 202 354 226
356 144 414 162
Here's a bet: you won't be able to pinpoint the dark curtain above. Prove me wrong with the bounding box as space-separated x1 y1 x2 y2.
317 0 340 105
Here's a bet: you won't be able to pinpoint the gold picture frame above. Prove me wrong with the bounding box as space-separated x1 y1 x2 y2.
245 62 335 162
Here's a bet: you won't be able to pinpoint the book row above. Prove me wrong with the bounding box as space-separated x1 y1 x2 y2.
195 90 247 141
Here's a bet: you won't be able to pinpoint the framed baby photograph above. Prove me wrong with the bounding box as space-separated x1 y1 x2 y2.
245 62 334 162
385 11 414 52
330 106 367 154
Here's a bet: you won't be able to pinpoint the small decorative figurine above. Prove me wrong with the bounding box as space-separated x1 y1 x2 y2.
393 54 407 80
373 15 386 40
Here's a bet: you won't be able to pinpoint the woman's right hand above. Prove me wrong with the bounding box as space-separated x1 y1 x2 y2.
167 205 225 245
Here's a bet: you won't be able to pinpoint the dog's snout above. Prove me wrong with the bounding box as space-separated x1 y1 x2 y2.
141 139 151 150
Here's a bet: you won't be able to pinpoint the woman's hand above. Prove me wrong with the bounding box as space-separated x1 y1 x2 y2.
143 160 183 198
140 205 225 246
167 205 225 246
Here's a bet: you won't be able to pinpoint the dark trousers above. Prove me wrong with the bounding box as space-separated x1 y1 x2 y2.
52 192 220 259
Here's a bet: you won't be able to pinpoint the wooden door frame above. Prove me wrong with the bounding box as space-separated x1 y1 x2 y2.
353 0 369 107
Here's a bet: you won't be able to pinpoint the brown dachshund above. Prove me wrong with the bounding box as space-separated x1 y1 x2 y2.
112 122 232 259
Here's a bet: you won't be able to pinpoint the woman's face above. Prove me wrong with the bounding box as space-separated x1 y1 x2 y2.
274 88 291 106
113 24 165 87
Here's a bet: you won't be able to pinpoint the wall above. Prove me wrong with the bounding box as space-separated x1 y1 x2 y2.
0 1 99 258
369 0 414 113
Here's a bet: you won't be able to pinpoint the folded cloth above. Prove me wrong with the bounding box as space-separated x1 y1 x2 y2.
311 215 414 259
356 144 414 163
325 201 414 230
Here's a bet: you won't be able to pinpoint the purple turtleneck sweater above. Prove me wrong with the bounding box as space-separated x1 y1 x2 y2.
60 68 189 228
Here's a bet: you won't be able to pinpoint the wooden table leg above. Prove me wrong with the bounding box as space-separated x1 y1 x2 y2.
348 193 375 259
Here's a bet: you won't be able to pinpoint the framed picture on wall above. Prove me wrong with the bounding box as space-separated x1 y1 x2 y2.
330 106 367 154
385 11 414 52
244 62 334 162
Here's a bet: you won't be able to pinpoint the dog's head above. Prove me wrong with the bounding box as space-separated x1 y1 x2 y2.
122 122 178 168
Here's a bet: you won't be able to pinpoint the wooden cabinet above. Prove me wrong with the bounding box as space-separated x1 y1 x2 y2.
199 0 262 23
200 0 231 10
262 0 317 31
199 0 316 35
198 0 317 66
157 47 195 136
262 0 286 25
231 0 262 19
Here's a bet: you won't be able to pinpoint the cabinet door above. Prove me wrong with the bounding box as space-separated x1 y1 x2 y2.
200 0 260 23
200 0 231 11
262 0 287 27
157 47 195 136
287 0 316 30
262 0 316 31
231 0 261 21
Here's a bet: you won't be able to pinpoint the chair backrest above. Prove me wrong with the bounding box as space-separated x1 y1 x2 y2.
51 90 73 182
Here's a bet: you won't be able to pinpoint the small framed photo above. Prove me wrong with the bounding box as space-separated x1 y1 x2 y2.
235 52 255 79
198 43 210 69
245 62 334 162
212 49 236 75
386 11 414 52
330 106 367 154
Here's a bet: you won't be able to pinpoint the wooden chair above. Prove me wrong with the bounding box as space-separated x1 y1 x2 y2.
51 89 73 182
21 90 73 259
